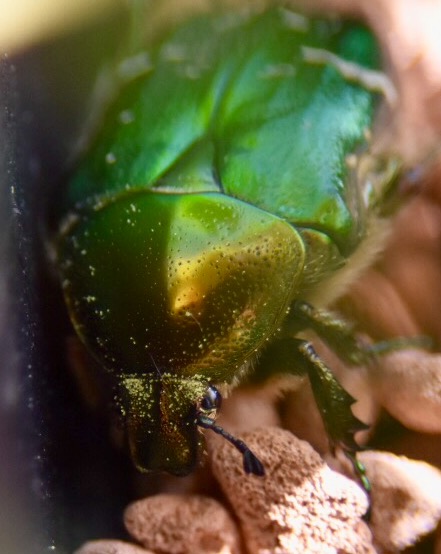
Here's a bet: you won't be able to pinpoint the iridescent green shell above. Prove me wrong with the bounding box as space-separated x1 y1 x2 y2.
57 7 381 474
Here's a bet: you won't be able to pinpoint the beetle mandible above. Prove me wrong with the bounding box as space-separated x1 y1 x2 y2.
55 6 396 485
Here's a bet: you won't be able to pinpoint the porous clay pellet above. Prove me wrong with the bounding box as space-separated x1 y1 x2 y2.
124 493 241 554
74 539 153 554
359 450 441 552
211 426 374 554
370 350 441 433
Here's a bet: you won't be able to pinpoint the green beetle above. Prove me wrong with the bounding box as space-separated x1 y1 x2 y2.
55 6 394 483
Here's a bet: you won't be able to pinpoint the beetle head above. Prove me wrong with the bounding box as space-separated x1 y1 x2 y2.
119 374 264 476
119 373 206 475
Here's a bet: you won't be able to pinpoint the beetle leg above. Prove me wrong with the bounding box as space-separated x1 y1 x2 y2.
294 339 370 454
256 336 370 492
363 335 433 355
287 300 371 365
289 300 431 365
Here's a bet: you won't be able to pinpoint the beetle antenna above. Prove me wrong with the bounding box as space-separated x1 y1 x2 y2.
197 413 265 476
148 353 163 379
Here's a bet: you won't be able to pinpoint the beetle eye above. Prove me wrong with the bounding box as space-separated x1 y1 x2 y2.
200 385 222 412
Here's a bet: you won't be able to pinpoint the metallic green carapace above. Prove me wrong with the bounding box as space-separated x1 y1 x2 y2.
56 7 386 479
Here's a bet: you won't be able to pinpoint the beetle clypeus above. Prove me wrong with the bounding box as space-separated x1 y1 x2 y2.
55 6 395 486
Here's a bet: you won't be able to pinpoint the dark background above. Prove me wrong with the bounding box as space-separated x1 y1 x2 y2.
0 8 135 552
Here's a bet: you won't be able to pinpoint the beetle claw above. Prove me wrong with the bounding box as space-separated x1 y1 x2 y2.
344 450 372 516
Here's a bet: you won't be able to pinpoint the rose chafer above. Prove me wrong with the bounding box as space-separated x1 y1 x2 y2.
55 7 393 485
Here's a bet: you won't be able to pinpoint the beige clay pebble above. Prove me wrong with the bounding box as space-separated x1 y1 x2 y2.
210 426 374 554
359 450 441 552
75 539 153 554
124 493 241 554
369 350 441 433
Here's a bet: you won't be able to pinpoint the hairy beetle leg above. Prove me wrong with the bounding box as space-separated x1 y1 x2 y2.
288 300 372 366
290 300 432 365
279 300 432 501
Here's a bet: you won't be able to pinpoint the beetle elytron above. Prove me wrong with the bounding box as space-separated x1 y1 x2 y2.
55 6 394 486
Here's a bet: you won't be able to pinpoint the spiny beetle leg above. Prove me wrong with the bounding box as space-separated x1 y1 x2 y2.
295 339 371 494
257 336 370 494
295 339 369 452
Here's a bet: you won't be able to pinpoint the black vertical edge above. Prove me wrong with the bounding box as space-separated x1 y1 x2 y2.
0 52 53 554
